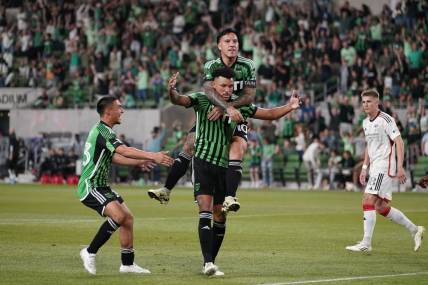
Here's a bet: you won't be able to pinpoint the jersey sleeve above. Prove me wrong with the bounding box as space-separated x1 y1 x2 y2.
186 92 200 110
240 103 258 119
203 60 215 82
385 117 400 140
98 124 123 153
244 59 257 88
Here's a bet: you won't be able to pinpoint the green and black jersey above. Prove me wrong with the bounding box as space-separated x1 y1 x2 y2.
77 121 123 200
203 56 256 100
188 92 257 167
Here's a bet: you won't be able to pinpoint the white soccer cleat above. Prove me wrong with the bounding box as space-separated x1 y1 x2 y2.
80 248 96 275
222 196 240 213
346 241 372 252
210 268 225 277
119 263 151 274
147 187 171 204
202 262 218 276
414 226 425 252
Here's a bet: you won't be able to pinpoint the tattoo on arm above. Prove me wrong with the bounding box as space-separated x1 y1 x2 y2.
229 87 255 108
169 88 191 107
203 82 228 110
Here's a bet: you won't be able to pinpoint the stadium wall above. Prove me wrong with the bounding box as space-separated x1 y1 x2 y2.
10 109 160 144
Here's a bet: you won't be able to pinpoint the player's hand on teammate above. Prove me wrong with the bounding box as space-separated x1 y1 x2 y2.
152 151 174 167
208 106 224 121
396 167 407 184
289 90 301 110
226 106 244 122
168 72 179 91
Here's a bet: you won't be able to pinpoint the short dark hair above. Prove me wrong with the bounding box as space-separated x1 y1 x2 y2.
96 96 117 115
216 28 240 44
212 67 234 80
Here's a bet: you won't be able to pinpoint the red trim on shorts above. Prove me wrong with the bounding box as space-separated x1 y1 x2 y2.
363 204 375 211
378 207 391 217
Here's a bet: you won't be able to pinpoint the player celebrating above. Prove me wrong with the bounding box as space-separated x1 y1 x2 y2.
346 89 425 252
78 96 173 275
148 28 256 213
166 68 300 276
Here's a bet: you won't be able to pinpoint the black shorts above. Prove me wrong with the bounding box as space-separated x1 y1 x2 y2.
81 186 124 216
193 157 226 205
189 121 248 142
233 121 248 142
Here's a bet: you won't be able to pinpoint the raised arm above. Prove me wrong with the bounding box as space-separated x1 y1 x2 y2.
168 72 192 107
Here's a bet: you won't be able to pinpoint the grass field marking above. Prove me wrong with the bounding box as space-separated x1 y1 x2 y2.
258 271 428 285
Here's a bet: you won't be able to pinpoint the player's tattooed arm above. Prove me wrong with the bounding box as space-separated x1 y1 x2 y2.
229 86 255 108
203 81 228 110
168 72 192 107
203 81 244 122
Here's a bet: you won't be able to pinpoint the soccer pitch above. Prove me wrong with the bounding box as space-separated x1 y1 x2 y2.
0 184 427 285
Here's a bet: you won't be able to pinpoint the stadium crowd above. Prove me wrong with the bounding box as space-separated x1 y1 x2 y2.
0 0 427 189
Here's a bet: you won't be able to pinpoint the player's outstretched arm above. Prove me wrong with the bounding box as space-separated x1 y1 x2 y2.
252 90 300 120
168 72 192 107
113 153 157 170
115 145 173 167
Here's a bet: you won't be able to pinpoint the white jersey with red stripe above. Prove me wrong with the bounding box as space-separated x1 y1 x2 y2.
363 111 400 176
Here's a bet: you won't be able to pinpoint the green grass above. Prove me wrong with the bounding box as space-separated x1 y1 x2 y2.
0 184 427 285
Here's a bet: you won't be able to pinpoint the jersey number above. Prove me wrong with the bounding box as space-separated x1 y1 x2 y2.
82 142 91 167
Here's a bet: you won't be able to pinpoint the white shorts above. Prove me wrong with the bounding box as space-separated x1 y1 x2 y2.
364 173 399 201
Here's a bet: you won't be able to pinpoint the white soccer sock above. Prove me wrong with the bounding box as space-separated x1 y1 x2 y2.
362 210 376 245
386 207 418 235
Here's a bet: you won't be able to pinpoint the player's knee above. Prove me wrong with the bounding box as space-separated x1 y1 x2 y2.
376 205 391 216
114 213 127 225
230 139 247 159
213 209 226 222
183 143 195 156
183 135 195 156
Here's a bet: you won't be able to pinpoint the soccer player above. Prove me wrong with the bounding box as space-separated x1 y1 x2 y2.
78 96 173 275
166 68 300 276
346 89 425 252
148 28 256 213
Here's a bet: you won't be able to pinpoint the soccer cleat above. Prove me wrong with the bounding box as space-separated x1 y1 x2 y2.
345 241 372 252
147 187 171 204
119 263 151 274
222 196 240 213
210 268 225 277
413 226 425 252
202 262 218 276
80 248 96 275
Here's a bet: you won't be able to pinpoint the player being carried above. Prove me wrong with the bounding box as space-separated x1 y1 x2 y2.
148 28 256 213
165 67 300 276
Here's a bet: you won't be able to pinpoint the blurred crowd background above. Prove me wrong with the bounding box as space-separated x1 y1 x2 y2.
0 0 427 190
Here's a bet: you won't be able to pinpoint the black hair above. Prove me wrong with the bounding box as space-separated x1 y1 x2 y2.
212 67 234 79
216 28 240 44
96 96 117 115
